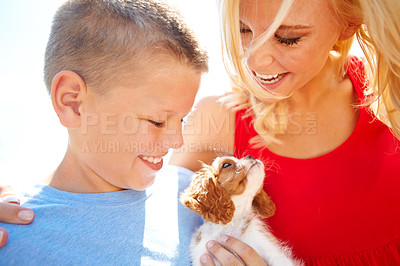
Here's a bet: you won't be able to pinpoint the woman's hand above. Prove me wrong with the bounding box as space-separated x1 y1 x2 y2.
199 235 267 266
0 187 35 247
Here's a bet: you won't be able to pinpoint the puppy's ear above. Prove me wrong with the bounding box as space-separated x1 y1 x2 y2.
180 168 235 224
252 188 276 219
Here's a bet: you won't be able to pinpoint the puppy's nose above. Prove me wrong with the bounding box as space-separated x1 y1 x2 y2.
245 156 255 160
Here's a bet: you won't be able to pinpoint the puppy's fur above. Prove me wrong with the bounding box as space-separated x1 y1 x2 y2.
181 156 296 266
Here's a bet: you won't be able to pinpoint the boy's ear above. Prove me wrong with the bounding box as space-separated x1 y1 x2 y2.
338 23 361 41
51 71 87 128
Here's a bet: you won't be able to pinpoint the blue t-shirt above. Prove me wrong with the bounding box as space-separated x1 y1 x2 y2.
0 166 200 265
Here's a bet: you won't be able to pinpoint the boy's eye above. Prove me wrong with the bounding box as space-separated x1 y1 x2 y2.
148 120 166 128
275 34 301 46
222 163 232 169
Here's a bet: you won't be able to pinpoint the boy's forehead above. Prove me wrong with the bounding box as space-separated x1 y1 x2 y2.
103 59 201 114
115 54 191 84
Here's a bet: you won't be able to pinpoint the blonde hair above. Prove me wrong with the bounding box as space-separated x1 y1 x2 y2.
220 0 365 145
220 0 293 145
44 0 208 94
356 0 400 139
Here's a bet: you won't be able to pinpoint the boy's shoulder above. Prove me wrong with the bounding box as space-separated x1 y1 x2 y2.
0 184 144 263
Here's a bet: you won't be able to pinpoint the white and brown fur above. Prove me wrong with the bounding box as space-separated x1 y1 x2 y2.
180 156 297 266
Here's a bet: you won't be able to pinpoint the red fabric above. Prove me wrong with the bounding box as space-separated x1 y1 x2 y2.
234 57 400 265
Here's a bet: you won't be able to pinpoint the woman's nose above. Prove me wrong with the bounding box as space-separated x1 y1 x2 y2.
245 43 274 71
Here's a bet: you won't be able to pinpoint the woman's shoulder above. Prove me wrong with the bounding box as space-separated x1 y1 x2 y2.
169 94 236 172
194 94 235 115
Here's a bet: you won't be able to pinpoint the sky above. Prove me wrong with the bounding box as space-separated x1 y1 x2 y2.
0 0 230 187
0 0 68 187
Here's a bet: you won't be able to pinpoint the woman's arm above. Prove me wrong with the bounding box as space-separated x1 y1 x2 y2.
169 95 236 172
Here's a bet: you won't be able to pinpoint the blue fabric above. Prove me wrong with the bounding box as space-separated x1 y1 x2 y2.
0 166 200 265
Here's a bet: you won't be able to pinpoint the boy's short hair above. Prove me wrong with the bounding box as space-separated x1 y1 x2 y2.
44 0 208 94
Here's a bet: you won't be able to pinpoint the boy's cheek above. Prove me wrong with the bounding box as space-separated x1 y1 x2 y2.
118 115 141 135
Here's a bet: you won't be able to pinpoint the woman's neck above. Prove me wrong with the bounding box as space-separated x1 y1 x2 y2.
267 54 359 159
289 54 345 108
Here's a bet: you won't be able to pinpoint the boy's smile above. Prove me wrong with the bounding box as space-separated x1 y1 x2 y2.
138 155 165 171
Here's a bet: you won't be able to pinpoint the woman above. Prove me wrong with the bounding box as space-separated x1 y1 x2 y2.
170 0 400 264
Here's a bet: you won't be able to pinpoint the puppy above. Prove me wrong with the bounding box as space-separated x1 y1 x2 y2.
180 156 296 266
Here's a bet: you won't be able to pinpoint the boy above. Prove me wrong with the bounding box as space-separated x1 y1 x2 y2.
0 0 208 264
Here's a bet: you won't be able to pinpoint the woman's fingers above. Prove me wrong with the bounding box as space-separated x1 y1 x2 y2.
0 228 9 247
0 202 34 224
219 236 267 265
202 236 267 266
0 186 31 223
0 186 20 201
0 187 33 248
2 195 20 204
204 240 245 266
199 253 216 266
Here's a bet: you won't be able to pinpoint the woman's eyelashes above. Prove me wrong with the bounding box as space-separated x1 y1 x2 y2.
239 24 302 47
275 34 301 46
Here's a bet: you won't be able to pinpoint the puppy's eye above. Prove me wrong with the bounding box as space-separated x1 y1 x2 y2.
222 163 232 169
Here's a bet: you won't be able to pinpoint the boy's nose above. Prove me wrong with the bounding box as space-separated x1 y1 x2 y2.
171 134 184 149
163 130 184 150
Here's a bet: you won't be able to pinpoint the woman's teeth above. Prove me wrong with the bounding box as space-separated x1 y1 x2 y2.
140 156 162 164
255 72 285 84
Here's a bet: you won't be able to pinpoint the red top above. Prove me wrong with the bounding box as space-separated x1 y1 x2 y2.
234 57 400 265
